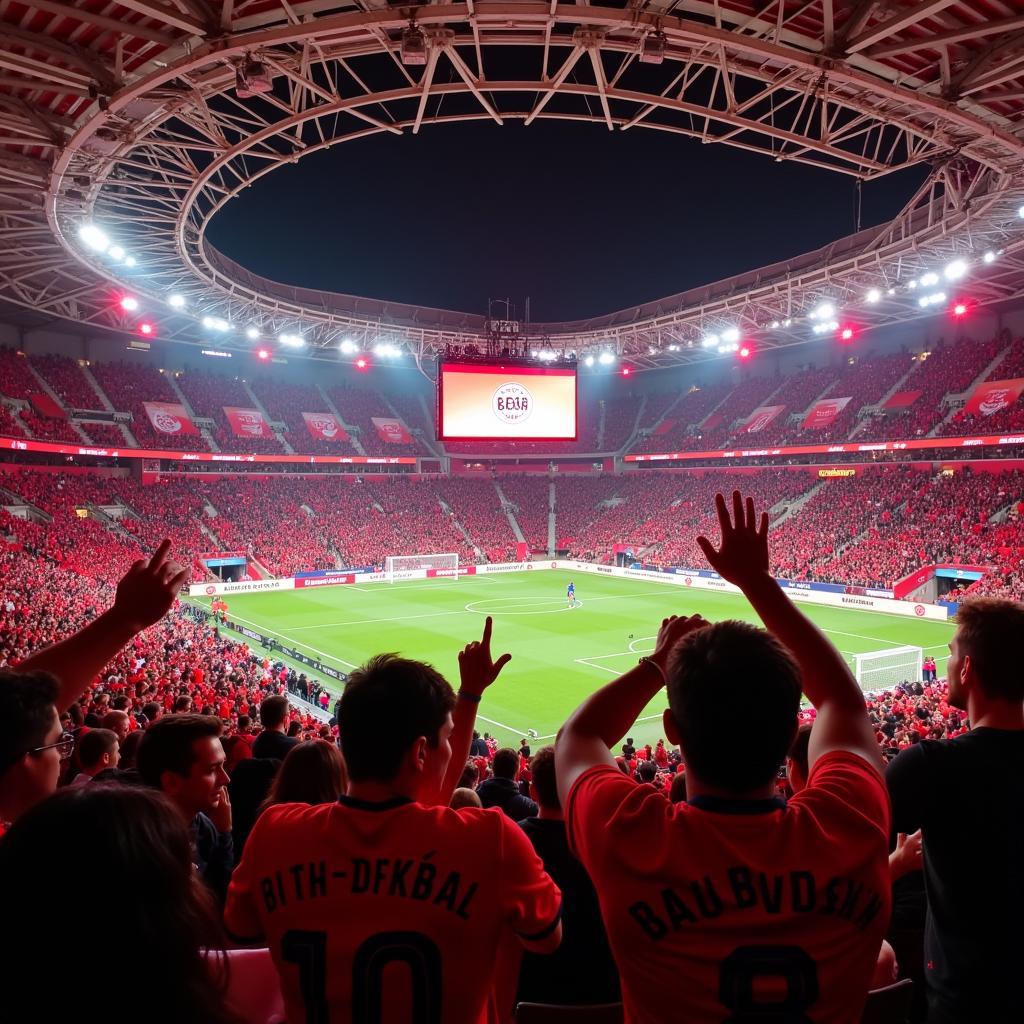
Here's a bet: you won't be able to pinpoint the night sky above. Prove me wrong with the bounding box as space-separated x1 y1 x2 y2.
207 119 929 323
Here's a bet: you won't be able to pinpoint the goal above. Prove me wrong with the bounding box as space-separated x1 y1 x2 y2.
852 646 923 693
385 553 459 583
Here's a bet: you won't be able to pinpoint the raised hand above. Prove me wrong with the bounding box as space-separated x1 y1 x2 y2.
458 615 512 698
649 614 709 674
113 539 189 633
696 490 770 587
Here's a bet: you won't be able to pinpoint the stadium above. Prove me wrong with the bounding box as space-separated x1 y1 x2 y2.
0 3 1022 1023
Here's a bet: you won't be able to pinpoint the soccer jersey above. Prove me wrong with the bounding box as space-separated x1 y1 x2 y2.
567 751 891 1024
226 795 561 1024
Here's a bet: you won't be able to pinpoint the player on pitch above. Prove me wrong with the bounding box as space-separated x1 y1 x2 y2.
556 490 891 1023
567 579 576 608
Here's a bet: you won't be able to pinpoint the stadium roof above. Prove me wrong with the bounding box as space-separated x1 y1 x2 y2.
2 1 1024 368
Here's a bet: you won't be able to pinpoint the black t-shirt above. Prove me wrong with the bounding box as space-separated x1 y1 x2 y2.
887 728 1024 1022
515 816 620 1006
251 729 299 761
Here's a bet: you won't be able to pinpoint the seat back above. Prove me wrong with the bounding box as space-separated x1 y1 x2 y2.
515 1003 624 1024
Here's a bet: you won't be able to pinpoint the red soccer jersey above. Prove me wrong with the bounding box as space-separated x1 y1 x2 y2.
567 751 891 1024
226 797 561 1024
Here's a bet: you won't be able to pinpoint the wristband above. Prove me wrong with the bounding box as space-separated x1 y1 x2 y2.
638 657 667 684
457 690 481 703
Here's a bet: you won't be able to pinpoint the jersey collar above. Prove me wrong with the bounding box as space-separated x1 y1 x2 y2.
686 794 786 815
338 794 414 812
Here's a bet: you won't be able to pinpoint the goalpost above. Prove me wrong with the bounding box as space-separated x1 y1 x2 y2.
385 553 459 583
852 646 923 693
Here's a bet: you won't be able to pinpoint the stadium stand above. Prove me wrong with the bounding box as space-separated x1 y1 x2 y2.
29 354 104 410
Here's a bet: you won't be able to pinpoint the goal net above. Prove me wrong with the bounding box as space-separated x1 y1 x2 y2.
385 553 459 583
852 646 923 693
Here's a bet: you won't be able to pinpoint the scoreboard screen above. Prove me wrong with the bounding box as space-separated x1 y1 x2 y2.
438 361 578 442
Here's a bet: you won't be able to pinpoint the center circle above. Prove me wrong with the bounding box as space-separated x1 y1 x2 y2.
465 596 579 616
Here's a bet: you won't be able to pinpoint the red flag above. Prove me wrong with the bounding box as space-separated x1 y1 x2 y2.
223 407 272 438
744 405 786 433
962 379 1024 417
883 390 922 409
803 397 852 429
143 401 198 436
302 412 348 442
371 417 411 444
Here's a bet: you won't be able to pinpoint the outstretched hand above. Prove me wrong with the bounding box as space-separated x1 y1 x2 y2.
696 490 770 587
112 539 189 634
458 616 512 697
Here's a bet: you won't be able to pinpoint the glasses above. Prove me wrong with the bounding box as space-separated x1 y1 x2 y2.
28 732 75 762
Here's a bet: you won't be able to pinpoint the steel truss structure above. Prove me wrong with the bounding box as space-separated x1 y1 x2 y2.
2 2 1024 368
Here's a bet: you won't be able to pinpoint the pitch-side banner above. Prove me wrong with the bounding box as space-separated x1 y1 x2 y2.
372 417 412 444
963 378 1024 417
143 401 198 436
803 397 852 429
302 412 348 442
224 407 272 438
744 405 786 433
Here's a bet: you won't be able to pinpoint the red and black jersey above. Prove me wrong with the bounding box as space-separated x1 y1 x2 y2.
226 796 561 1024
567 751 891 1024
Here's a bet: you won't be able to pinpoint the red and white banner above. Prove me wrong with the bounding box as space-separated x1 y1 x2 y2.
372 417 412 444
653 418 676 436
224 407 272 438
302 412 348 442
744 405 786 433
963 378 1024 417
143 401 198 436
883 390 922 410
803 397 852 429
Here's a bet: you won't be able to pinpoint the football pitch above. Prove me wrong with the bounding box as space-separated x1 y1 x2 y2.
193 571 955 747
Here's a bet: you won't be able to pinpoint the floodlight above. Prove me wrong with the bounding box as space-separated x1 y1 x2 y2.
721 327 740 344
108 245 125 261
202 316 230 332
279 333 305 347
124 256 136 267
584 355 595 367
866 289 881 304
235 56 273 98
119 296 139 312
78 224 109 252
340 339 357 354
168 294 186 309
944 260 967 281
983 250 997 264
245 326 260 340
639 32 666 65
598 352 615 365
401 26 427 66
702 334 719 349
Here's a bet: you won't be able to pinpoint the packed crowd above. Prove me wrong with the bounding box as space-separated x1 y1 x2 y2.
0 490 1019 1024
4 462 1024 599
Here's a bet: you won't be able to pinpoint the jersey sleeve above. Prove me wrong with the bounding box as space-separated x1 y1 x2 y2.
224 805 287 943
565 764 644 872
496 814 562 941
794 750 891 847
885 742 932 836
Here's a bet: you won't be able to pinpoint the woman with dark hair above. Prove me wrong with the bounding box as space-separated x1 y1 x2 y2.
0 785 239 1024
259 739 345 813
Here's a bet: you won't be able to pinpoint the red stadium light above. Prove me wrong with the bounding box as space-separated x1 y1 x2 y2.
951 298 972 318
256 348 270 361
137 321 155 337
839 326 855 342
621 366 632 377
355 356 370 371
738 343 755 361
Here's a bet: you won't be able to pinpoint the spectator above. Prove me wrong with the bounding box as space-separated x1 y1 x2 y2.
515 746 620 1006
0 785 236 1023
137 714 234 902
252 695 299 760
101 709 131 743
258 739 345 813
116 728 144 772
557 491 891 1022
225 652 561 1022
450 787 483 810
69 727 119 786
887 598 1024 1022
477 747 539 821
470 730 488 757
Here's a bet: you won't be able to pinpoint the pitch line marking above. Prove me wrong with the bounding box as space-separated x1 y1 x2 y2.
216 608 361 669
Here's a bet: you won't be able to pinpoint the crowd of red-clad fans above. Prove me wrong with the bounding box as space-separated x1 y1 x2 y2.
1 487 1020 1024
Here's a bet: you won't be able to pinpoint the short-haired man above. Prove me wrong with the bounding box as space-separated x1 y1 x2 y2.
100 709 131 743
887 598 1024 1023
137 713 233 901
252 694 298 760
69 728 120 786
557 492 891 1023
227 648 561 1024
0 540 186 832
477 747 538 821
515 745 620 1007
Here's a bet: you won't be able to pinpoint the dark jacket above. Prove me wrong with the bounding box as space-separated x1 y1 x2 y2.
476 776 538 821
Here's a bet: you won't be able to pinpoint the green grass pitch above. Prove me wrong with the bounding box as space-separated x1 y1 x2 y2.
194 571 954 748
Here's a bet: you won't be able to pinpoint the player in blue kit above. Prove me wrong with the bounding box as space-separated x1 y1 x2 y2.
567 580 576 608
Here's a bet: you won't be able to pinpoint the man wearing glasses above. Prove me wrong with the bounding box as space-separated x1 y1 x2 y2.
0 540 187 834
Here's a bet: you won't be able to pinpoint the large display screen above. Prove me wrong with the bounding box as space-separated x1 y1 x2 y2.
438 361 578 441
